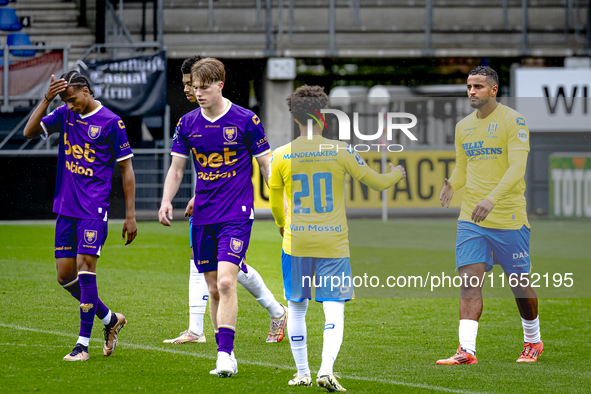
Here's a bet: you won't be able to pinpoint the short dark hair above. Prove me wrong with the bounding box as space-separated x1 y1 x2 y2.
181 55 203 75
60 70 94 96
468 66 499 86
286 85 329 124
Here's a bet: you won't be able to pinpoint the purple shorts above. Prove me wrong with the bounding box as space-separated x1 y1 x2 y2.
54 214 108 258
191 218 253 273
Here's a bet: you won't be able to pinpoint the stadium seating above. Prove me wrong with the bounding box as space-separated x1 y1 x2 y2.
7 33 35 57
0 8 21 31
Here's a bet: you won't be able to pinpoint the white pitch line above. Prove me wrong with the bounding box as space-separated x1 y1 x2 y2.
0 322 493 394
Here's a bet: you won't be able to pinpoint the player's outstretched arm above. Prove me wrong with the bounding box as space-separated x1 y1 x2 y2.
159 156 187 226
256 153 271 186
118 158 137 245
23 75 68 139
439 178 454 208
359 163 405 191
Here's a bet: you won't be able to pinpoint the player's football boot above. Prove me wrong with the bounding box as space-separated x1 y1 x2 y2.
210 351 238 375
436 345 478 365
103 312 127 356
316 371 346 392
516 341 544 362
63 343 89 361
215 351 238 378
163 329 206 344
267 304 288 343
289 373 312 387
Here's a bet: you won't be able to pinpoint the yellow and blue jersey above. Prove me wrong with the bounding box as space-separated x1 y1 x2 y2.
269 135 370 258
452 103 530 230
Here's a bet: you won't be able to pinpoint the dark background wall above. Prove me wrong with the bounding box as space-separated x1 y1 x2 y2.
0 156 126 220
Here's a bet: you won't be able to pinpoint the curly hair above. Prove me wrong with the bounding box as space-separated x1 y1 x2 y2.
191 57 225 85
468 66 499 86
60 70 94 96
181 55 203 75
286 85 329 124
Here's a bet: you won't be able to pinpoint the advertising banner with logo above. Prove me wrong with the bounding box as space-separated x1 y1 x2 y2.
549 153 591 219
514 68 591 132
253 151 464 210
79 51 167 116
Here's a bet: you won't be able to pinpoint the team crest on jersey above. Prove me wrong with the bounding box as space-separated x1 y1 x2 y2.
88 125 102 140
223 127 238 143
487 123 498 135
354 153 365 166
516 117 526 126
80 303 94 313
230 237 244 254
84 230 98 244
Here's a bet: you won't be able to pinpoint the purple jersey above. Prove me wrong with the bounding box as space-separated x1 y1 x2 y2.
171 99 271 225
41 103 133 221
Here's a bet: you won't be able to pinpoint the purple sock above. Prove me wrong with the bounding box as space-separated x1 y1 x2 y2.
63 278 109 319
217 327 235 355
215 332 219 346
78 273 98 339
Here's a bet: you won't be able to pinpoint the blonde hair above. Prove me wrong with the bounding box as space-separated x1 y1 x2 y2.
191 58 226 85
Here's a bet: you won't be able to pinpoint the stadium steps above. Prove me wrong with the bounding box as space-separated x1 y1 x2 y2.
0 0 94 59
116 0 585 57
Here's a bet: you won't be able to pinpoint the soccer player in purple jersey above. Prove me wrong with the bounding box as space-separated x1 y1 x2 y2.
159 57 274 377
162 56 287 346
23 71 137 361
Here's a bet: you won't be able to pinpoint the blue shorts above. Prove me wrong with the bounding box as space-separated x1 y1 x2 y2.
54 214 108 258
191 218 253 273
456 221 531 275
281 250 354 302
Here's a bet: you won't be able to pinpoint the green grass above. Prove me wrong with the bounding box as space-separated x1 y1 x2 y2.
0 219 590 393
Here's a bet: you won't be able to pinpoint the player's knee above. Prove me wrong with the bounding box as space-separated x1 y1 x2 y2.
56 272 72 286
208 286 220 301
217 276 236 295
76 255 96 272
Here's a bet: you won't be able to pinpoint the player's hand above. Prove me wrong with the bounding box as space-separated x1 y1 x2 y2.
45 75 68 102
184 196 195 217
389 163 406 179
440 178 454 208
471 199 494 223
278 226 284 237
122 217 138 245
158 201 173 226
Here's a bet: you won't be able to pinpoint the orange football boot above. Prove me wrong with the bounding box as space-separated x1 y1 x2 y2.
516 341 544 362
436 345 478 365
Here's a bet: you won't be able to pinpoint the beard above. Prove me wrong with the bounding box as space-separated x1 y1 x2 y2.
470 97 489 109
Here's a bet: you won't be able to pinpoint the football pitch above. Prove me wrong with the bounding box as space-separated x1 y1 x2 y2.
1 219 590 393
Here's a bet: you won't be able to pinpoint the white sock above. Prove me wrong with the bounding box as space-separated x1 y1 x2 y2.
288 300 310 378
100 310 112 325
189 260 208 335
521 316 541 343
319 301 345 375
459 319 479 355
238 265 284 317
77 336 90 347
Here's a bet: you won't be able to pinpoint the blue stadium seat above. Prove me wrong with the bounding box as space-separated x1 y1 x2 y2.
0 8 21 31
0 0 9 6
7 33 36 56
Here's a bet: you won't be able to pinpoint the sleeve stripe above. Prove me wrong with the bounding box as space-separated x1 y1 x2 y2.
253 149 271 158
171 152 189 159
116 153 134 162
40 123 48 140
